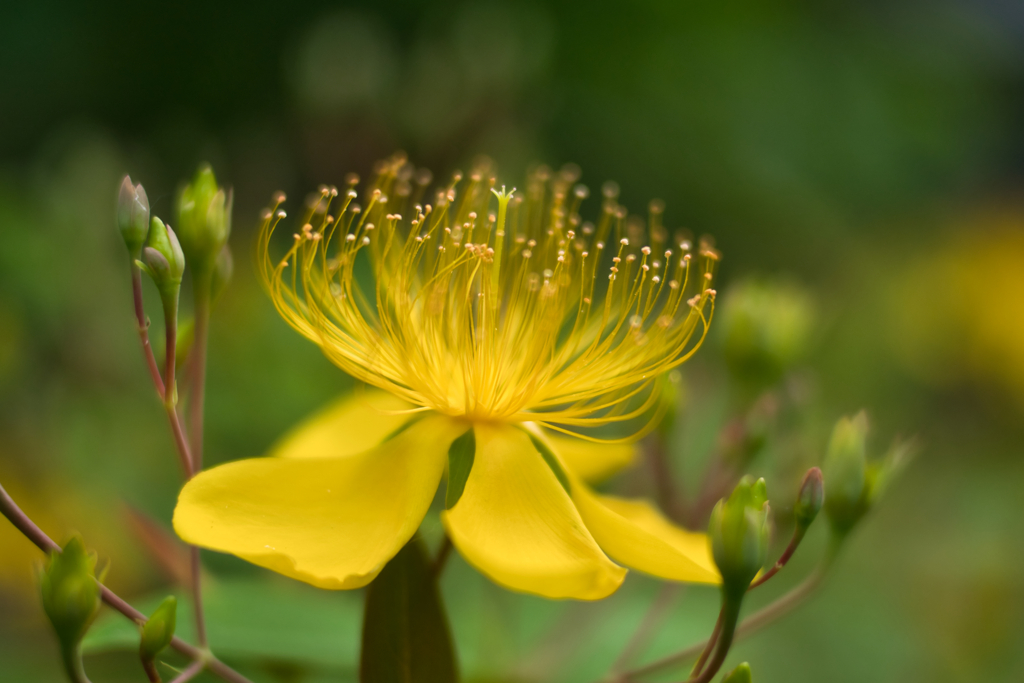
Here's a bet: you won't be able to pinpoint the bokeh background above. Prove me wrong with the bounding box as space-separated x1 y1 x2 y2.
2 1 1024 681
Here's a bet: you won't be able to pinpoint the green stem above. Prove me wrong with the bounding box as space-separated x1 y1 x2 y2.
60 643 93 683
688 595 741 683
188 272 211 473
186 270 212 647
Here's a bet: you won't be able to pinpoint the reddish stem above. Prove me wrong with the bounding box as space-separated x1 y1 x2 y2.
132 267 165 398
749 527 805 589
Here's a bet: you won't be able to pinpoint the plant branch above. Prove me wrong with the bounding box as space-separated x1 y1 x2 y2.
0 481 254 683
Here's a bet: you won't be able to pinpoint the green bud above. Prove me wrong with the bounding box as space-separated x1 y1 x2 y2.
822 412 869 536
139 217 186 303
719 280 813 390
117 176 150 258
794 466 824 529
211 245 234 302
40 536 102 652
177 164 232 273
140 596 177 665
709 476 770 597
721 662 752 683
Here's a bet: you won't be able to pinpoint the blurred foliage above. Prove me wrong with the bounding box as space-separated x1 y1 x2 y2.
1 0 1024 682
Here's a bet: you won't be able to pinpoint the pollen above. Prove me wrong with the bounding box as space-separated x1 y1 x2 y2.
257 154 717 435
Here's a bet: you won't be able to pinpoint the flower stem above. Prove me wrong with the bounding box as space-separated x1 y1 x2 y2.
132 265 165 398
0 480 253 683
748 525 806 589
686 596 741 683
186 273 212 646
188 273 211 473
61 643 93 683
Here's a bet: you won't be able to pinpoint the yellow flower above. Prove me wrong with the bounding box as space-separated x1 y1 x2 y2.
174 155 721 600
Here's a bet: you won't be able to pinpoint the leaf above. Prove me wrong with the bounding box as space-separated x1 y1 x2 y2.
360 536 458 683
445 428 475 509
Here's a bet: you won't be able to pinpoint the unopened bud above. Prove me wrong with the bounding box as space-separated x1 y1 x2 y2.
721 662 752 683
719 280 813 390
139 217 185 304
39 536 102 652
794 467 824 529
140 596 177 667
177 164 232 273
117 176 150 257
709 476 770 597
823 412 868 536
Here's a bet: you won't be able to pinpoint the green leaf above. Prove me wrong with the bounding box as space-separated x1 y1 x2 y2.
445 428 475 509
360 536 458 683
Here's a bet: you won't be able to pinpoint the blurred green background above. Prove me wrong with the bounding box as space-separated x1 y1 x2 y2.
2 1 1023 681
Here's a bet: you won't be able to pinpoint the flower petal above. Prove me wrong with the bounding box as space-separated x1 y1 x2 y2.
547 434 638 483
442 424 626 600
571 483 720 585
174 414 464 589
270 390 415 459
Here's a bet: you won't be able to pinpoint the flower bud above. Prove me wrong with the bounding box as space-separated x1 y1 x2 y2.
721 662 753 683
139 217 186 304
39 536 102 652
794 466 824 530
177 164 232 273
117 176 150 258
822 412 868 536
140 596 177 666
709 476 770 597
718 280 813 390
